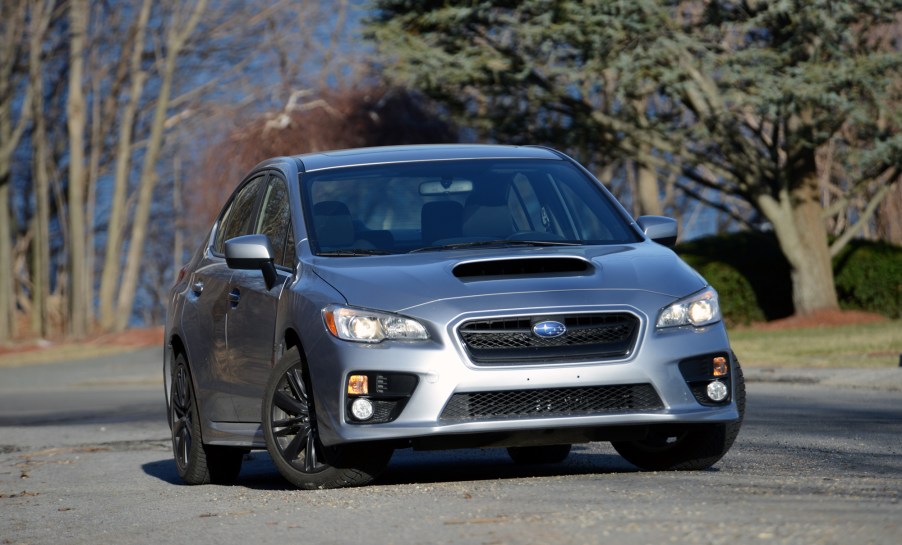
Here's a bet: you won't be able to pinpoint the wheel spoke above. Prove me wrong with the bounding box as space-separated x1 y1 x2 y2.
285 368 308 403
172 416 187 437
282 426 308 462
175 368 190 410
172 415 190 465
171 403 186 422
272 415 307 429
179 432 190 464
273 390 307 416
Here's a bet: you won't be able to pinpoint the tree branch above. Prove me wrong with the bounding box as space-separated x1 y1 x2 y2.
674 179 757 229
829 169 901 257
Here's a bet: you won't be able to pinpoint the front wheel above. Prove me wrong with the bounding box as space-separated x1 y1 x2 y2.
261 347 393 489
612 358 746 471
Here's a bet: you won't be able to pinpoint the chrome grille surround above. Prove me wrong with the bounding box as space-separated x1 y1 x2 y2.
457 312 639 365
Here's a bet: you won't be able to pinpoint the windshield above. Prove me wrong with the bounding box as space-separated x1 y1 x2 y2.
301 159 640 255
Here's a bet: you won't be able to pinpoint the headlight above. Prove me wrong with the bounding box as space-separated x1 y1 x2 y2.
656 288 721 329
322 305 429 343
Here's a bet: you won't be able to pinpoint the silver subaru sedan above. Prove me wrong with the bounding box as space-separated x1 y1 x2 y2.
164 144 744 489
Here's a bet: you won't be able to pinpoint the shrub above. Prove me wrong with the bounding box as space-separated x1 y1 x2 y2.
688 259 765 326
677 232 793 324
678 232 902 323
834 240 902 319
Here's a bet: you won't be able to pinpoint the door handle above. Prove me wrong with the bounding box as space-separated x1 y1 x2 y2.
192 281 204 295
228 289 241 306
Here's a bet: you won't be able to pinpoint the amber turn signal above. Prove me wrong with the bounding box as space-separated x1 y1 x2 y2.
347 374 369 395
713 356 728 377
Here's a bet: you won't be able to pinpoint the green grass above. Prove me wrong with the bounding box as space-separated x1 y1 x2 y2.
730 320 902 368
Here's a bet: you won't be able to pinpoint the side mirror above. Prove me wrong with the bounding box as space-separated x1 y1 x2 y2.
636 216 678 248
225 234 278 289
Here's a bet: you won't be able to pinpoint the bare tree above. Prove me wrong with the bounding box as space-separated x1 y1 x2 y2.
97 0 153 332
0 1 32 340
27 0 57 338
4 0 385 338
114 0 209 330
66 0 89 337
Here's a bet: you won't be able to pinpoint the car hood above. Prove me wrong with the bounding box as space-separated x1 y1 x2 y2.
308 243 707 314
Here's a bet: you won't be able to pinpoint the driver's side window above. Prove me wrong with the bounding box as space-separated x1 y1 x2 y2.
213 175 266 255
255 176 292 268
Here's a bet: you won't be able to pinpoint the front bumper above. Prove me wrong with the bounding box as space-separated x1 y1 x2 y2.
306 298 740 448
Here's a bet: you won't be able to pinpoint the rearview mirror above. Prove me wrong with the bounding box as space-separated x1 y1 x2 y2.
419 179 473 195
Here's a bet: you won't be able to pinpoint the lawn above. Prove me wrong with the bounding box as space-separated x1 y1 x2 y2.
729 320 902 368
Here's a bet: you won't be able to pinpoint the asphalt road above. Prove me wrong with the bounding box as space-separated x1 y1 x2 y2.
1 348 900 545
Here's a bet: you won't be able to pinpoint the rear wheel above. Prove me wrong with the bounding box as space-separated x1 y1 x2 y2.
507 444 572 464
262 347 393 489
169 353 243 484
612 358 746 471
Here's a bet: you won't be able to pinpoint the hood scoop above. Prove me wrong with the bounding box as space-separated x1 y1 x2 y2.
453 256 593 281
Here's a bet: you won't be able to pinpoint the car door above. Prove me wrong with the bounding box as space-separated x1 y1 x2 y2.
183 174 266 422
226 173 296 421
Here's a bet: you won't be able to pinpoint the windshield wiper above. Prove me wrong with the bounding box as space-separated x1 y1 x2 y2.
409 239 582 253
318 248 397 257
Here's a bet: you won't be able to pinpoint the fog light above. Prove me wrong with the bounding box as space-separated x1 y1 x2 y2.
350 398 374 420
347 374 369 395
713 356 728 377
706 380 728 402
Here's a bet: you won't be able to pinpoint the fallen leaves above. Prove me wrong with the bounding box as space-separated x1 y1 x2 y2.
0 490 39 498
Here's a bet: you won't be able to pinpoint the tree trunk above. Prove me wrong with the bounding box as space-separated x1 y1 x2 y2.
97 0 152 332
66 0 88 337
636 162 664 216
757 166 839 316
876 180 902 246
1 1 30 341
114 0 208 329
172 155 183 274
0 181 12 340
28 0 54 338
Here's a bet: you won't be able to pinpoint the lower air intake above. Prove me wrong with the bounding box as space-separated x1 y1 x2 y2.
439 384 663 422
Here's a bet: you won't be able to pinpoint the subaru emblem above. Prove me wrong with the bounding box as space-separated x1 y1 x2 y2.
533 321 566 338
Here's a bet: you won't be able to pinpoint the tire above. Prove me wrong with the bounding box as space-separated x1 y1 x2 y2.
507 444 572 464
612 357 746 471
261 347 393 490
169 353 244 484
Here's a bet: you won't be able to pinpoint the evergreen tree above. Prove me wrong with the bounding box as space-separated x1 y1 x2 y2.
369 0 902 316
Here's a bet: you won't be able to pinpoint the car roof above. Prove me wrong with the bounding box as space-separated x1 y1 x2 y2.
290 144 564 172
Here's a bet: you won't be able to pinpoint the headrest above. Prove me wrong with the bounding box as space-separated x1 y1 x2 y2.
313 200 354 248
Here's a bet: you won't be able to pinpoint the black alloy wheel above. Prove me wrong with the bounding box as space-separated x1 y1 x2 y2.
268 362 328 474
170 359 194 473
262 347 393 489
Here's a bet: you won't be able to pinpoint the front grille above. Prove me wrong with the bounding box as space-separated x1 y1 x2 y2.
458 313 639 364
440 384 663 422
